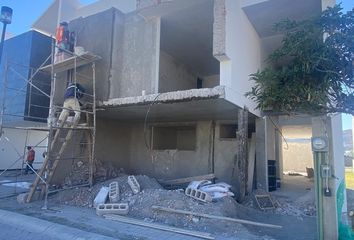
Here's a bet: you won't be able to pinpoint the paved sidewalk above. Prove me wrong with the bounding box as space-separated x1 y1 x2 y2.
0 209 117 240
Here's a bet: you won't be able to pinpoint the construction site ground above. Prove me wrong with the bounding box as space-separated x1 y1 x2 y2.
0 171 323 240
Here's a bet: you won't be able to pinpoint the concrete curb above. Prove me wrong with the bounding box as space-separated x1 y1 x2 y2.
0 209 118 240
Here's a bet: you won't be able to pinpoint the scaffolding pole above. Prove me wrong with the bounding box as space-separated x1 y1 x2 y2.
0 36 100 204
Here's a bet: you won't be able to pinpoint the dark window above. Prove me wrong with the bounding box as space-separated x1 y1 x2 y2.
219 124 237 139
152 126 196 150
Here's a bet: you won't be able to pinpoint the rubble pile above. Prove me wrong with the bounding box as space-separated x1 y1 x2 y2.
274 189 316 217
50 174 249 235
243 189 316 217
50 174 161 207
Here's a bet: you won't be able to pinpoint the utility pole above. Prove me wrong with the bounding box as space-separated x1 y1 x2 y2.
0 6 13 65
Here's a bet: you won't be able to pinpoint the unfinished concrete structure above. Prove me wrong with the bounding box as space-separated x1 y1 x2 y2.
30 0 345 195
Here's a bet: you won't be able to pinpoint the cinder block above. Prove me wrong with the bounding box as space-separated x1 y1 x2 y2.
93 187 109 208
96 203 129 216
185 187 212 203
109 181 120 203
127 175 140 194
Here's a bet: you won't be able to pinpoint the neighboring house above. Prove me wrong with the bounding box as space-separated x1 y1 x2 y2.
30 0 345 194
0 30 51 170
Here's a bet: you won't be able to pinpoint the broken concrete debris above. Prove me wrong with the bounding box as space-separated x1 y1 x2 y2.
93 186 109 208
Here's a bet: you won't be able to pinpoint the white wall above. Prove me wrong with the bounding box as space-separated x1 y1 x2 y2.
76 0 137 18
32 0 137 35
220 0 261 116
0 128 48 170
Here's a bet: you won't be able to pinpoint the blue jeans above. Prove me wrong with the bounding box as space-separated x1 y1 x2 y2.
25 161 34 174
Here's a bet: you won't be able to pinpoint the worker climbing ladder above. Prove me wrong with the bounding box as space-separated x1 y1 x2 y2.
26 40 100 203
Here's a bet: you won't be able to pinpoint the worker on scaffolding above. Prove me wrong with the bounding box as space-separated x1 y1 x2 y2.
25 146 35 174
57 83 85 128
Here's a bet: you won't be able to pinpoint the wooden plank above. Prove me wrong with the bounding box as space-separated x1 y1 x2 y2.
39 52 100 74
247 133 256 194
158 174 215 186
151 205 282 229
104 214 215 240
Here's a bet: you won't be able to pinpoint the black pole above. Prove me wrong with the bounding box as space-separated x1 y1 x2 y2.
0 22 7 65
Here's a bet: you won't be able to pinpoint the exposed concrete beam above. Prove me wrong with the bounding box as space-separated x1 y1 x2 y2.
100 86 225 107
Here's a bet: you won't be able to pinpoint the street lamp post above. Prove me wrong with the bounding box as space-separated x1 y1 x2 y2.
0 6 13 65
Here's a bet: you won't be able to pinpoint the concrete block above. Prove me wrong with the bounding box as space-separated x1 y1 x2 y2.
109 181 120 203
185 187 212 203
96 203 129 216
127 175 140 194
93 187 109 208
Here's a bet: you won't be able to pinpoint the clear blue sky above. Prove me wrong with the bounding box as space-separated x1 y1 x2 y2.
0 0 353 129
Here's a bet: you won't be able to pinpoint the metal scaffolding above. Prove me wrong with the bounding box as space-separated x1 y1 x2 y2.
0 38 100 205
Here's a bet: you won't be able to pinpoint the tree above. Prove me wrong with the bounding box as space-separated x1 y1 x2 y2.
246 5 354 115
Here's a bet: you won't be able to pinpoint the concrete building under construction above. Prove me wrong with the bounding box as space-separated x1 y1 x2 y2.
0 0 348 238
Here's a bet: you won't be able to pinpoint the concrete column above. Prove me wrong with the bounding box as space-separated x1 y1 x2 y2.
255 117 268 190
312 116 341 240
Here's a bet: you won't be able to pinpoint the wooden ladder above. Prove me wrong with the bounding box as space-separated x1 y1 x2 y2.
26 119 80 202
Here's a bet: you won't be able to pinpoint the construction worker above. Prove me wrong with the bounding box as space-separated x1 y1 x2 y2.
56 22 70 52
25 146 35 174
57 83 85 128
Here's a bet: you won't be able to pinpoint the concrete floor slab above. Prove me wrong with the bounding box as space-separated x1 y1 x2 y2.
98 87 247 121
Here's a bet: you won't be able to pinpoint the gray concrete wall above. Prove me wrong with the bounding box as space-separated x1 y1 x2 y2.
158 51 197 92
68 8 120 101
281 125 313 173
94 120 214 180
214 123 237 183
54 8 161 103
95 118 132 171
129 121 211 179
110 14 160 98
203 75 220 88
94 119 258 184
